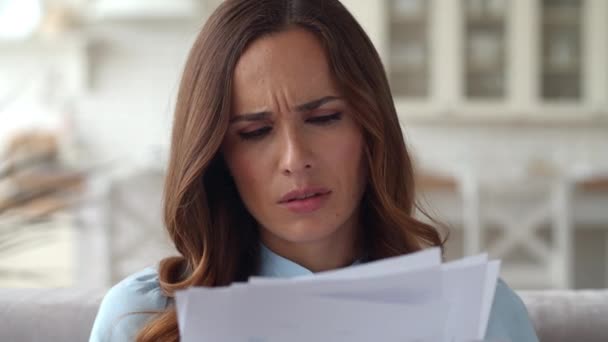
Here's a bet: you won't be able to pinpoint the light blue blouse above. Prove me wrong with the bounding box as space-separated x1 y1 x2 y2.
89 246 539 341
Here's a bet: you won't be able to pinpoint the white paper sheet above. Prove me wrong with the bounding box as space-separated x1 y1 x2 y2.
249 265 442 303
441 261 487 341
179 287 448 342
294 246 442 281
175 249 501 342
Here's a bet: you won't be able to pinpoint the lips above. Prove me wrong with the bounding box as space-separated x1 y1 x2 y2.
278 187 331 203
278 187 332 214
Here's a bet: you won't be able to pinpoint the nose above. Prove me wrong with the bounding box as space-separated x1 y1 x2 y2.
279 128 313 176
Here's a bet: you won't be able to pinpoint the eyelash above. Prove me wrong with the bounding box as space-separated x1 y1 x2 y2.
238 112 343 141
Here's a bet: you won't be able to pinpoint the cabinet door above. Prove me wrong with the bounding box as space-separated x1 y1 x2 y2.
541 0 584 100
463 0 509 99
387 0 431 98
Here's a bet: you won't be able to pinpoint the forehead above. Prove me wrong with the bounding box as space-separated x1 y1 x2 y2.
232 27 339 111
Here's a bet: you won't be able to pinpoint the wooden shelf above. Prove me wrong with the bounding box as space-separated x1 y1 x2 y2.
576 177 608 192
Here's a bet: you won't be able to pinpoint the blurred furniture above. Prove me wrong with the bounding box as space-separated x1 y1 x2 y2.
0 130 86 286
104 168 174 284
340 0 608 123
80 163 602 290
416 168 481 258
1 286 607 342
540 0 583 99
74 167 175 289
475 165 573 289
387 0 430 97
419 160 608 290
463 0 508 98
418 159 575 289
0 287 103 342
0 130 85 220
570 169 608 286
519 288 608 342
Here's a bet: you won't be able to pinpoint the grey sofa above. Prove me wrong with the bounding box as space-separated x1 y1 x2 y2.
1 287 607 342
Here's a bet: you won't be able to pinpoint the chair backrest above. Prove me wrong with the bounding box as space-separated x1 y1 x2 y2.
107 169 176 285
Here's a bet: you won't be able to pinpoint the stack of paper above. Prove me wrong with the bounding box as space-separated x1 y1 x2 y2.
175 247 501 342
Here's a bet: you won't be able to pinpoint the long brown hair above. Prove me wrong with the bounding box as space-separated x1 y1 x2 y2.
136 0 446 340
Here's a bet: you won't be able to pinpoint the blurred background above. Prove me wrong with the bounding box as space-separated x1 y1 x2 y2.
0 0 606 291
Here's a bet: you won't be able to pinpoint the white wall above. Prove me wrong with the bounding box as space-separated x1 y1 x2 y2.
76 22 200 166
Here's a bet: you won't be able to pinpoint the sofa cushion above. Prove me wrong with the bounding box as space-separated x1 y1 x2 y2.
0 288 103 342
519 289 608 342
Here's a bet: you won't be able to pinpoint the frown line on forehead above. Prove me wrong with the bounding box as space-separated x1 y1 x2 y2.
230 95 342 123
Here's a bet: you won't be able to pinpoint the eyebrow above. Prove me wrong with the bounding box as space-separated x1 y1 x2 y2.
229 95 341 123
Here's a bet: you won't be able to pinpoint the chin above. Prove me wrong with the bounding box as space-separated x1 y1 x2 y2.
274 220 343 244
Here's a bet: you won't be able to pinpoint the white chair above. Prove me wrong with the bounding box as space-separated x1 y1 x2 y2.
417 160 574 289
569 167 608 287
73 166 175 288
464 160 574 289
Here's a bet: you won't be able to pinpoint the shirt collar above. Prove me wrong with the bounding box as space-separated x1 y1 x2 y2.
257 243 363 278
258 244 313 278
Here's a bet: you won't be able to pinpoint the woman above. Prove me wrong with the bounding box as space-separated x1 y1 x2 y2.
90 0 538 341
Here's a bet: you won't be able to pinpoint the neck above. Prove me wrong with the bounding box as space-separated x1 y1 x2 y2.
260 222 362 273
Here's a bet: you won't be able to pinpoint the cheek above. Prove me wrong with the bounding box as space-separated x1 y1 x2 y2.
322 127 366 188
223 146 266 200
346 142 366 191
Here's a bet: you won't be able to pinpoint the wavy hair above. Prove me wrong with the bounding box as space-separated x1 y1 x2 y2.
136 0 446 340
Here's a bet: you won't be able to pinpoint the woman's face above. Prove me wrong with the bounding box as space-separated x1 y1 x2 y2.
222 27 366 251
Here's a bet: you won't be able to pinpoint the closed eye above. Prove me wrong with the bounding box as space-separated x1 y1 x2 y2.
307 112 342 125
237 112 342 141
238 126 272 140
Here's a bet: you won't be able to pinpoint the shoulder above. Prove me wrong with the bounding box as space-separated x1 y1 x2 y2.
486 278 539 342
89 267 169 342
